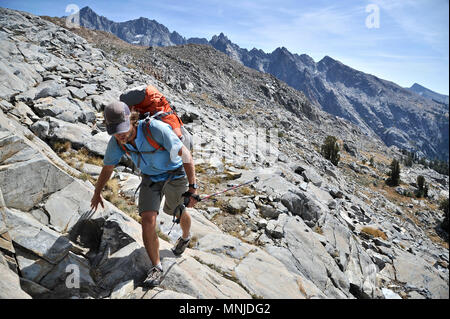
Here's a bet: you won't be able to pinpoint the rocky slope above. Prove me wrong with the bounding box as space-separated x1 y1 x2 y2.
0 7 449 300
75 6 449 162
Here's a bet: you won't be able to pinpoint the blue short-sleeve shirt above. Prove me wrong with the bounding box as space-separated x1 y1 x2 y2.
103 119 184 182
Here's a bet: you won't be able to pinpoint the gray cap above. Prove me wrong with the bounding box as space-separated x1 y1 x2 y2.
104 101 130 135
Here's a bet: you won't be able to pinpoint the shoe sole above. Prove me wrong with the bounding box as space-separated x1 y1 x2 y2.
142 279 161 287
172 242 190 256
171 247 184 256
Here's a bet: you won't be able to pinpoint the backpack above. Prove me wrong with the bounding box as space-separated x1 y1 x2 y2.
119 85 193 154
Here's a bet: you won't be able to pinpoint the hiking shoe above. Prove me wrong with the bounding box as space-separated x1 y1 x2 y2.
172 236 190 256
142 266 163 287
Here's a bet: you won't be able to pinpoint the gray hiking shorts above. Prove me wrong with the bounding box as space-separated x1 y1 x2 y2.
138 174 188 216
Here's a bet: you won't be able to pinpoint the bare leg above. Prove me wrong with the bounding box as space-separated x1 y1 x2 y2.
141 211 160 266
179 209 191 239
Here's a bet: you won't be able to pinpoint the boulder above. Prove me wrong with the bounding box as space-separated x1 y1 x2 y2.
187 248 237 276
234 248 306 299
68 87 87 100
34 80 69 99
226 197 248 214
392 248 449 299
141 287 196 299
0 111 77 211
158 207 221 243
302 167 323 187
161 254 250 299
30 120 50 139
0 260 32 298
281 190 328 224
45 116 93 149
33 97 83 123
39 251 97 295
84 131 110 157
279 215 352 298
381 288 402 299
0 59 42 100
196 232 254 259
265 220 284 239
259 204 280 219
44 180 99 233
4 208 72 264
321 214 381 299
15 246 54 282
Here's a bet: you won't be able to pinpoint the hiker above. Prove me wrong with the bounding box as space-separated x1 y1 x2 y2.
90 100 199 287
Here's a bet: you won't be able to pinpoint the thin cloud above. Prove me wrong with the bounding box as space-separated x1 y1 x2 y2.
373 0 449 48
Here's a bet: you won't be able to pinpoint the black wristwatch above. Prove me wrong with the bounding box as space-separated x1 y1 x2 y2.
189 183 198 189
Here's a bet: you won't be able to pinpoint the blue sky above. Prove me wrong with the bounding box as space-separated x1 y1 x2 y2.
1 0 448 95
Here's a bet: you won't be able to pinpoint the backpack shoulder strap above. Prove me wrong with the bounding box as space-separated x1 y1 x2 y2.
142 118 165 151
116 138 131 156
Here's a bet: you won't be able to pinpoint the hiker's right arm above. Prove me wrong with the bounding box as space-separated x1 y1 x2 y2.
91 165 114 211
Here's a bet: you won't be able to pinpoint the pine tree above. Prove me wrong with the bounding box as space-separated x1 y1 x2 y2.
321 135 340 166
386 159 401 186
416 175 428 198
440 198 449 234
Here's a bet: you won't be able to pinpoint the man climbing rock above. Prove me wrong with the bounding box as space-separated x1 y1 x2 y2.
90 101 199 287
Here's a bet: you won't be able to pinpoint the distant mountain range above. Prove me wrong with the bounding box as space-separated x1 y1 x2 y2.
407 83 449 105
74 6 449 161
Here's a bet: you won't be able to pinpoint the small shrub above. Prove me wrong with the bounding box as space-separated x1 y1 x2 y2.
321 135 340 166
369 156 375 167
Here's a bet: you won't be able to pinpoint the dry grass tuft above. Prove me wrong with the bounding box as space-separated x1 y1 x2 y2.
313 225 324 235
105 178 120 194
156 227 170 242
297 277 308 298
212 198 228 211
53 141 72 153
188 234 199 249
361 226 388 240
239 186 253 196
